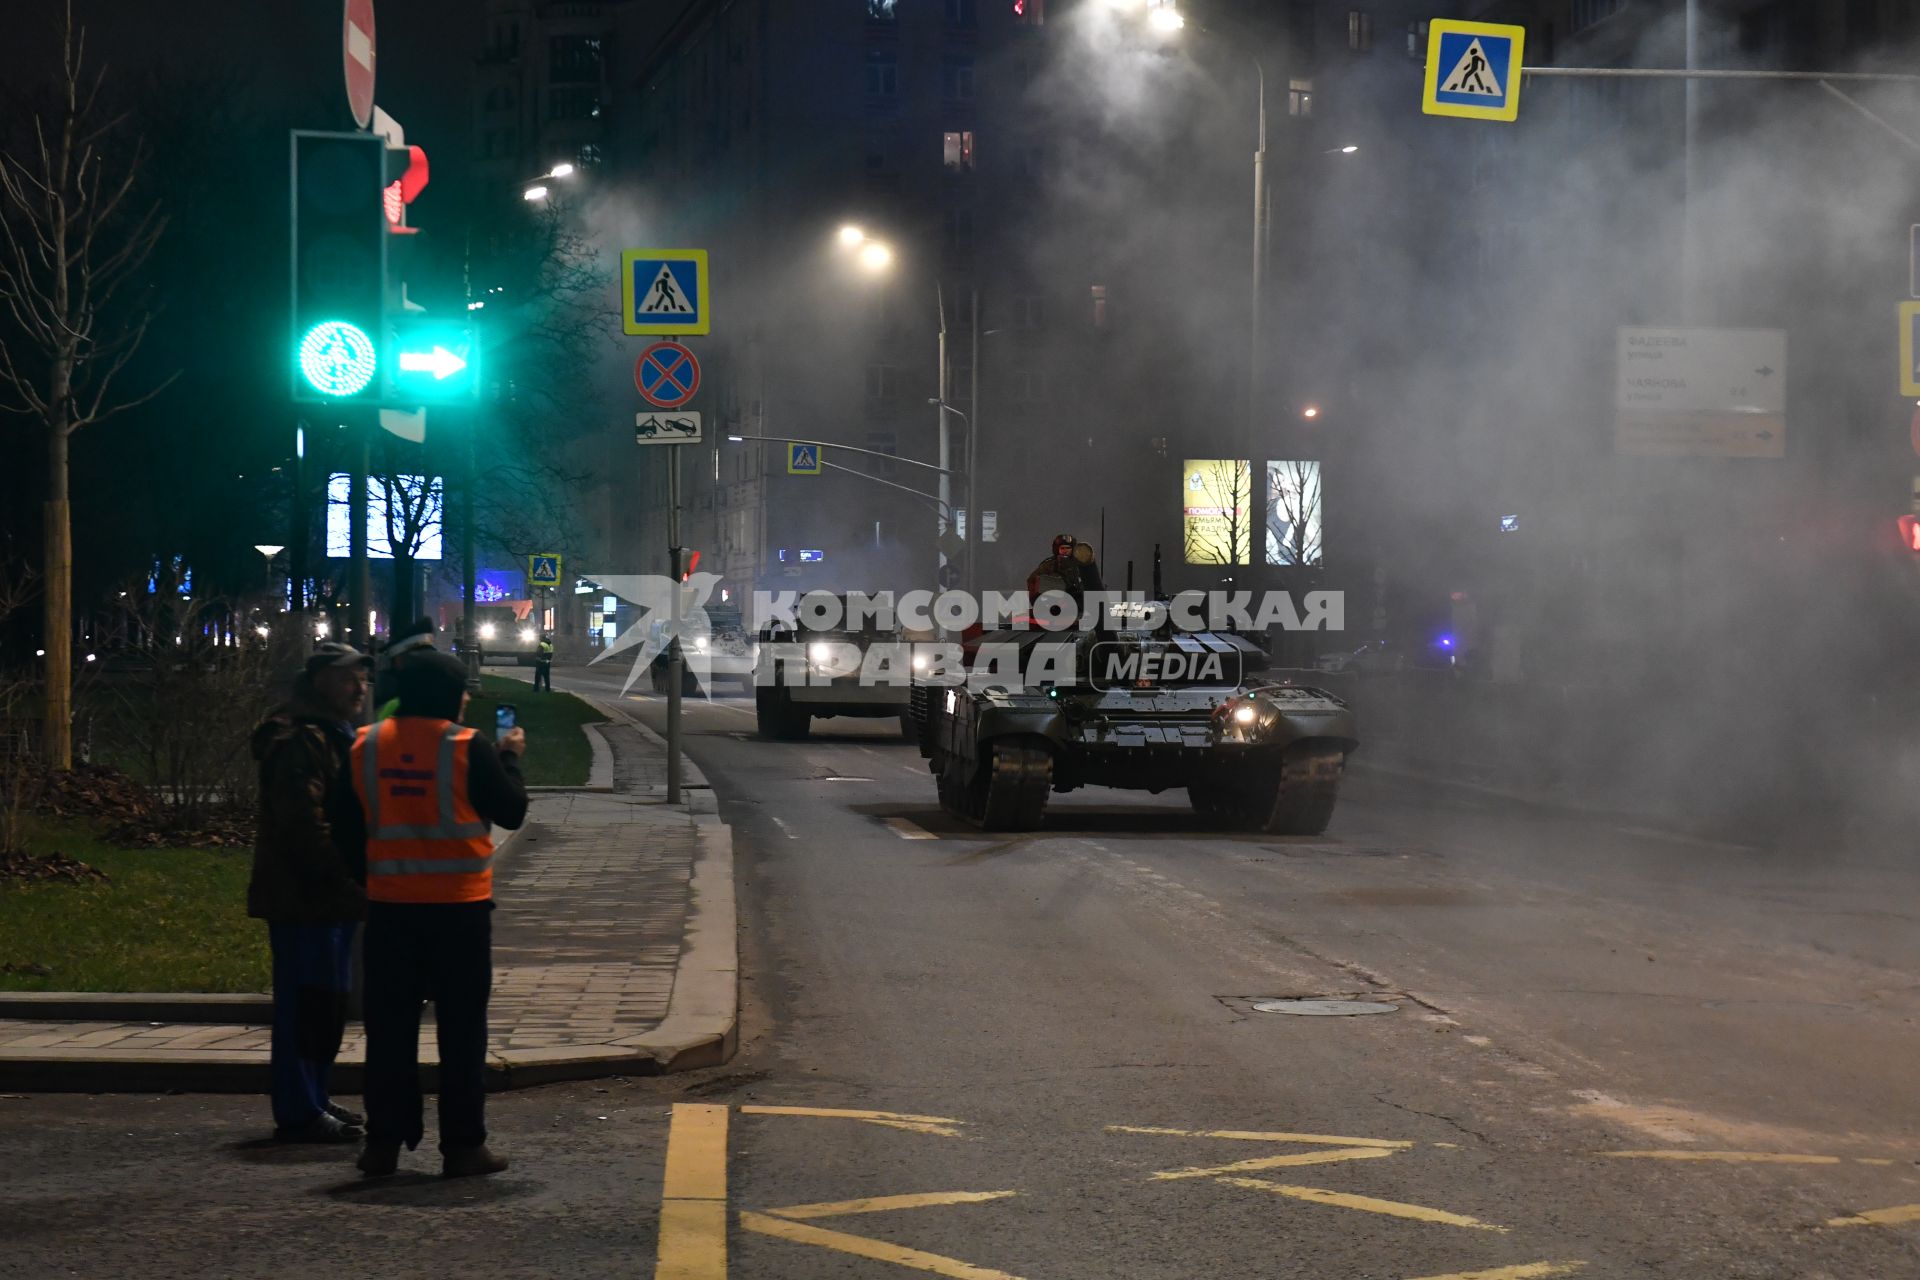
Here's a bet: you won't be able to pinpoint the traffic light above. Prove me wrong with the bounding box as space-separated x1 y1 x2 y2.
1899 514 1920 552
290 131 386 402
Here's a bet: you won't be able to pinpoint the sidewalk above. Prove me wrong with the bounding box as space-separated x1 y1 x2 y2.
0 699 736 1092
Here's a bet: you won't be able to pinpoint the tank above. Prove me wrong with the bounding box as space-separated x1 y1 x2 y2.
912 623 1359 834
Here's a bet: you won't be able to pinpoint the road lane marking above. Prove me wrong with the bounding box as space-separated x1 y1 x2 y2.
1152 1147 1397 1180
886 817 939 840
771 816 798 840
766 1191 1019 1220
1109 1124 1412 1149
1220 1178 1507 1231
741 1211 1026 1280
1406 1264 1586 1280
1827 1204 1920 1228
1599 1150 1842 1165
655 1103 728 1280
741 1105 967 1138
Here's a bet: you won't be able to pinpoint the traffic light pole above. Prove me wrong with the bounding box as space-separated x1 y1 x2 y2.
350 415 372 660
462 416 478 685
666 445 683 807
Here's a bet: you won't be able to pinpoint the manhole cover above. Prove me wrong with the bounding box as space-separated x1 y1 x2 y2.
1251 998 1399 1017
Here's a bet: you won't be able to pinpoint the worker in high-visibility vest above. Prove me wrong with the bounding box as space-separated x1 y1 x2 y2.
532 630 554 693
339 648 528 1179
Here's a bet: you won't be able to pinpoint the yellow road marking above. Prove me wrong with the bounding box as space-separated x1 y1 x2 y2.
1220 1178 1507 1232
742 1105 967 1138
885 816 939 840
1599 1150 1841 1165
767 1191 1019 1220
655 1103 728 1280
1108 1124 1412 1149
1405 1264 1586 1280
741 1210 1026 1280
1153 1147 1398 1180
1827 1204 1920 1228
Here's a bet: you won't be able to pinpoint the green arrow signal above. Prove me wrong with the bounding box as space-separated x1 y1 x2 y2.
398 345 468 380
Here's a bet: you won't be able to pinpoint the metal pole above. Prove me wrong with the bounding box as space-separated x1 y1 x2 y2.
1249 59 1268 455
1683 0 1698 323
462 417 478 683
966 287 980 597
666 446 683 806
288 423 307 617
350 416 371 654
936 284 951 589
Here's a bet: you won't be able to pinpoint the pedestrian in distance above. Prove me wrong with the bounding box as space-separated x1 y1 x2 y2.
339 648 529 1179
246 642 373 1144
533 629 554 693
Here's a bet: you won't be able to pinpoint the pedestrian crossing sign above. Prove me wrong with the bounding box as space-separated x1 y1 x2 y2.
1422 19 1525 122
787 443 822 475
528 553 562 587
621 249 710 336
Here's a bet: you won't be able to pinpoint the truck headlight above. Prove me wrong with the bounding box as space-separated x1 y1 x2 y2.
519 628 535 644
479 623 497 640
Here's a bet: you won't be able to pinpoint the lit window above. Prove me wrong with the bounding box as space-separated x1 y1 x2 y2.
1288 78 1314 117
943 56 975 101
867 49 898 97
942 130 976 171
1347 11 1372 53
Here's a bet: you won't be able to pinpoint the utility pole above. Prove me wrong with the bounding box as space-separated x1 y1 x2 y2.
666 445 683 806
1249 59 1269 460
935 284 952 590
462 419 477 683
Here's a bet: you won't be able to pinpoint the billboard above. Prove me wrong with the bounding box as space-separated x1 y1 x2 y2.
1264 460 1324 567
325 473 444 560
1182 459 1250 566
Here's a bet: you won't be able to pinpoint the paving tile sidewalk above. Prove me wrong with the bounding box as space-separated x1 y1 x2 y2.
0 715 737 1091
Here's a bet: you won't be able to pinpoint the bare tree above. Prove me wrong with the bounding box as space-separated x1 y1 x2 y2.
1182 459 1252 577
373 458 444 626
0 1 172 770
1264 459 1324 568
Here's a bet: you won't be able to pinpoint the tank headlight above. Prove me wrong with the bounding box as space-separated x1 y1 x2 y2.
911 650 930 672
479 623 497 640
1233 704 1258 725
808 642 834 663
693 636 709 652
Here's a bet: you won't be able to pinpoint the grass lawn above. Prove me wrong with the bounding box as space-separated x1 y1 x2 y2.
0 817 267 993
466 675 602 787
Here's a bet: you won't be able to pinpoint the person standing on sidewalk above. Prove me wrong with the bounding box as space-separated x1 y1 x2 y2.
247 643 372 1144
532 630 554 693
339 648 528 1179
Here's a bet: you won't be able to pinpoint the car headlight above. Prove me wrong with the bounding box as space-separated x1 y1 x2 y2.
479 623 497 640
519 628 536 644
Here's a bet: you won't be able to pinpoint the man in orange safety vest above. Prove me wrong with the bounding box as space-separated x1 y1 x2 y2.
340 648 528 1179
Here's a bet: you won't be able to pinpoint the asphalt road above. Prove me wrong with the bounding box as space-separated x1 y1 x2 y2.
4 664 1918 1278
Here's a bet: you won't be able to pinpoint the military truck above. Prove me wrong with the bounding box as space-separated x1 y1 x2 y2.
912 619 1358 834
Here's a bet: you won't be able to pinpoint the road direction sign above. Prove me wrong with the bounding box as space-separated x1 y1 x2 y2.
1901 303 1920 397
387 318 477 403
343 0 376 130
528 553 562 587
622 249 709 336
1422 20 1525 122
1616 326 1786 458
635 341 701 409
788 443 822 475
636 411 702 444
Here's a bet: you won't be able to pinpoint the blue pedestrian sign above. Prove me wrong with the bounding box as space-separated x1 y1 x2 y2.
528 553 562 587
1423 20 1525 123
621 248 709 336
787 443 822 475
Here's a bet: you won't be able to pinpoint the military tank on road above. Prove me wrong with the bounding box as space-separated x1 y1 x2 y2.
912 547 1358 834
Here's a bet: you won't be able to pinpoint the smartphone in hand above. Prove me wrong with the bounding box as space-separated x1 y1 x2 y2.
495 704 517 735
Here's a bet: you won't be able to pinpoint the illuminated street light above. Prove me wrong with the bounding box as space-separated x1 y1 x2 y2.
548 162 576 178
858 241 894 272
522 184 550 202
838 224 867 247
1302 405 1321 419
1148 1 1184 33
1334 145 1360 154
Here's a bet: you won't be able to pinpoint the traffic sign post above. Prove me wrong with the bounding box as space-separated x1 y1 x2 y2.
343 0 376 130
787 443 822 475
1422 20 1525 122
635 341 702 409
621 249 710 336
1901 303 1920 397
636 411 702 444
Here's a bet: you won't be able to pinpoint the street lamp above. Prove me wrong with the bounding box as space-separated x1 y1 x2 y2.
858 241 894 272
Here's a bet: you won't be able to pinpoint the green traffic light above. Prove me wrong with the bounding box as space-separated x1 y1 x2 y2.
297 320 378 397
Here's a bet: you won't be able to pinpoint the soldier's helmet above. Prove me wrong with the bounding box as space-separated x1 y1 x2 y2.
1051 533 1076 557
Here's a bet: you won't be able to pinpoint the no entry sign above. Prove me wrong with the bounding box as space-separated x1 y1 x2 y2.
343 0 376 130
636 341 701 409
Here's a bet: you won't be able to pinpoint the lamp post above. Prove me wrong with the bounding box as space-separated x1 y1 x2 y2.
253 544 285 604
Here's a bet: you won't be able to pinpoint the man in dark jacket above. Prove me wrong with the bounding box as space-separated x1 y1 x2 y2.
337 647 529 1179
247 642 372 1143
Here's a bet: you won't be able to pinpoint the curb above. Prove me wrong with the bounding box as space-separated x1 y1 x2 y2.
0 992 271 1024
0 754 738 1094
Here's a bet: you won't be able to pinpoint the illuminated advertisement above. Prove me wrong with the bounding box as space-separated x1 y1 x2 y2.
1264 460 1324 567
1181 459 1251 566
325 473 444 560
